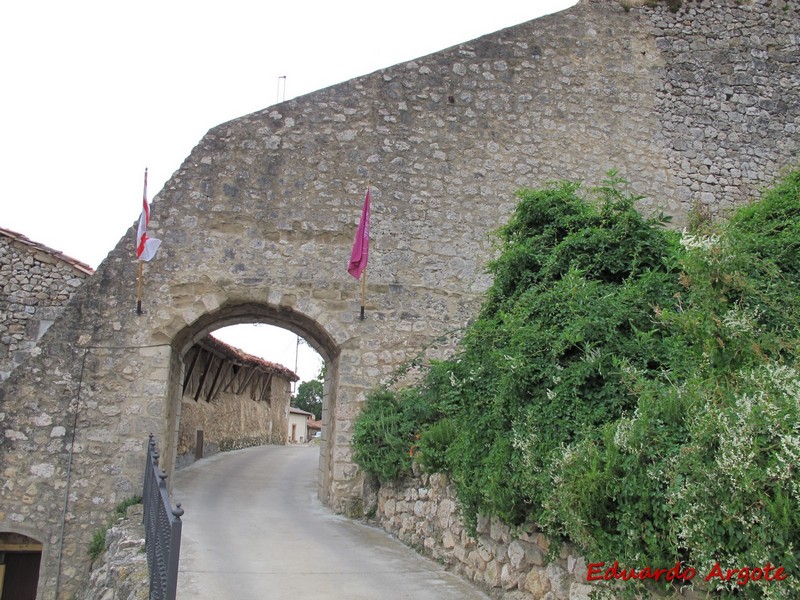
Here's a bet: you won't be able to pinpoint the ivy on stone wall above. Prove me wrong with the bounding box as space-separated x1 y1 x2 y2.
353 170 800 598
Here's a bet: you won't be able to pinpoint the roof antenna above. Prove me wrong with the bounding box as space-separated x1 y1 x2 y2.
277 75 286 103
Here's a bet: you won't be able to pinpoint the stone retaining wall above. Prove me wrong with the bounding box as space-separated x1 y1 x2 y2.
76 504 148 600
374 469 712 599
375 470 595 599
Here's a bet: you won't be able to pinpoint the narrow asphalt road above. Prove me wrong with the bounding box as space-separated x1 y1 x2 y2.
171 444 489 600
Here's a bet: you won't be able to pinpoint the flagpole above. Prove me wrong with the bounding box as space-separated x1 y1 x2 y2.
136 167 147 315
348 182 370 320
136 167 150 316
360 268 366 321
136 261 144 315
359 181 370 321
361 179 372 321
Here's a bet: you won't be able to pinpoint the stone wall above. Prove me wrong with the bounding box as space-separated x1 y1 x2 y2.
0 228 93 381
374 470 712 600
1 1 798 598
375 471 595 600
643 0 799 220
177 365 293 468
177 392 280 467
76 504 148 600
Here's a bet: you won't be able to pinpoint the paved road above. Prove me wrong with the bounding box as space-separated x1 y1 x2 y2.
172 444 489 600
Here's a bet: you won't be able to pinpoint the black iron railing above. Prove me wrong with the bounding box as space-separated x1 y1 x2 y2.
143 434 184 600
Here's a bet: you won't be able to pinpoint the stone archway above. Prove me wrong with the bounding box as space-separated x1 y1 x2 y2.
164 302 340 505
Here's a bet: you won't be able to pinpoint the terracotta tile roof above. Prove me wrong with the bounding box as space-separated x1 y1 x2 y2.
306 419 322 430
289 406 314 416
0 226 95 275
202 335 299 382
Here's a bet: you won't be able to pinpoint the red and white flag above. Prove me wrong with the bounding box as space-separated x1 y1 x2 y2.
136 169 161 262
348 188 370 279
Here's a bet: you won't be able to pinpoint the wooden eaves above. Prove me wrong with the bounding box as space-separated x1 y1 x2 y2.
182 335 298 403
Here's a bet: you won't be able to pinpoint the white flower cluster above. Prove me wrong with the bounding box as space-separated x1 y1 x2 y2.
751 363 800 401
679 229 721 251
549 442 580 490
768 433 800 504
545 369 562 402
714 400 757 493
583 346 601 364
722 306 761 335
612 409 639 452
511 410 540 473
668 361 800 563
448 371 460 389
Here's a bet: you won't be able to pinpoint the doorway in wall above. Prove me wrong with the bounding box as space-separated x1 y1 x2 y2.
0 533 42 600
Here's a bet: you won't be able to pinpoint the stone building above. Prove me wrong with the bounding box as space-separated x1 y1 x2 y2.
0 227 93 382
178 334 298 468
0 229 94 598
1 1 798 598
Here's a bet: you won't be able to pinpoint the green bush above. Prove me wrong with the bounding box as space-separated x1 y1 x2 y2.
352 358 473 482
415 418 457 474
352 170 800 598
445 174 681 528
539 172 800 598
546 252 800 597
729 170 800 280
352 388 430 481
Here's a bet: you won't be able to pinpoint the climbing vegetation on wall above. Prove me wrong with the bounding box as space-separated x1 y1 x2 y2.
353 170 800 598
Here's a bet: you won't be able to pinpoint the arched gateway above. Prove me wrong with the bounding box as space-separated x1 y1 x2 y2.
1 1 798 597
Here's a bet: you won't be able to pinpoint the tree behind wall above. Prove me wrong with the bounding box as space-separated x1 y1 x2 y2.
292 370 324 420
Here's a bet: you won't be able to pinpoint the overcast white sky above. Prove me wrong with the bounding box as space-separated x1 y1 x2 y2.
1 0 577 382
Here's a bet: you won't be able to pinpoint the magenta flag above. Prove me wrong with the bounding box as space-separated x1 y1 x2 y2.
348 188 370 279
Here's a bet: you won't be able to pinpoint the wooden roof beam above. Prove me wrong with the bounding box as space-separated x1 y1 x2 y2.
194 351 214 402
182 346 201 395
208 361 233 403
236 366 257 395
258 372 273 403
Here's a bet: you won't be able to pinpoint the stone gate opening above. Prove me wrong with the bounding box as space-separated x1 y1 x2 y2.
165 302 339 504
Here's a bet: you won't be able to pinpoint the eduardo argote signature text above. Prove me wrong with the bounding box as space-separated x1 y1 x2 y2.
587 561 788 587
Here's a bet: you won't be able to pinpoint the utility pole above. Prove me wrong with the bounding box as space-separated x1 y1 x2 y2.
293 335 300 394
